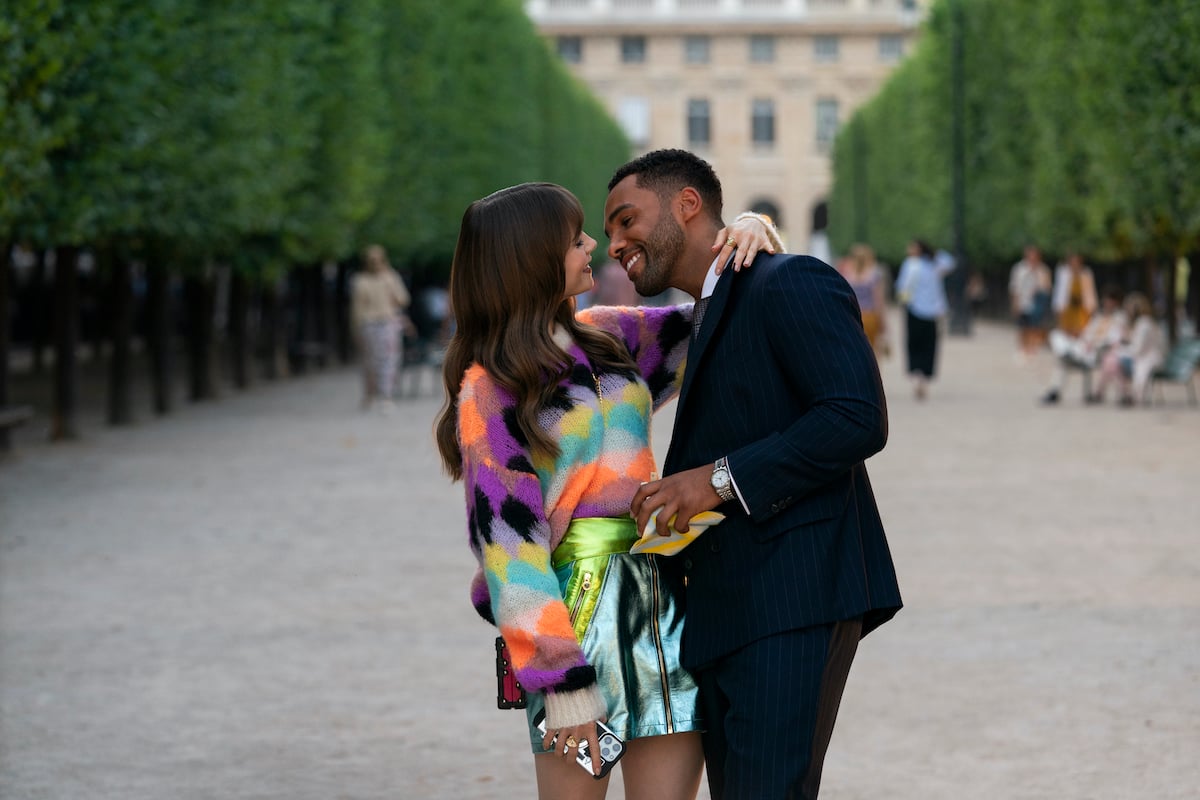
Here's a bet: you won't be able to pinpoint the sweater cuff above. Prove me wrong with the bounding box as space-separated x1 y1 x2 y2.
543 686 607 730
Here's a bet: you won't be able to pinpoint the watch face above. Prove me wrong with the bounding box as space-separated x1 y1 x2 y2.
712 468 730 490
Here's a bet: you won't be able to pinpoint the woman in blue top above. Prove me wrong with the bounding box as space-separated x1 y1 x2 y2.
895 239 956 400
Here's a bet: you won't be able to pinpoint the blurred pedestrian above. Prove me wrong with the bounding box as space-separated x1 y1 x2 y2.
351 244 410 411
434 181 777 800
1040 284 1126 405
1009 245 1052 360
1092 292 1164 406
896 240 955 400
837 243 889 358
590 260 641 307
1052 252 1097 338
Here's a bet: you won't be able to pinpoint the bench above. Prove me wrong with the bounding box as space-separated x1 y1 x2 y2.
1059 353 1095 399
1147 338 1200 406
399 336 444 399
0 404 34 450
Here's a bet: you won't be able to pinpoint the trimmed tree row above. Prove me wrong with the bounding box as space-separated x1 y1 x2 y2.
1 0 630 444
828 0 1200 335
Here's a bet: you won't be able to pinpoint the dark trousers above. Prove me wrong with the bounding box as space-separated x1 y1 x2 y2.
905 309 939 378
696 617 863 800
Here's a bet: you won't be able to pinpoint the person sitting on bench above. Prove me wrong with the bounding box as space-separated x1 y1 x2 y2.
1040 284 1126 405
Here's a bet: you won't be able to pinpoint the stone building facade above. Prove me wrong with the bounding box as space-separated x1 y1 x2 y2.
525 0 925 252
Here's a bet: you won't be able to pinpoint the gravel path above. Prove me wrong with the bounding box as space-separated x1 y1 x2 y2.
1 316 1197 799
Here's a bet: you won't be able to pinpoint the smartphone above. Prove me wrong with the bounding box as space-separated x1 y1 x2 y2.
495 637 527 709
533 708 625 780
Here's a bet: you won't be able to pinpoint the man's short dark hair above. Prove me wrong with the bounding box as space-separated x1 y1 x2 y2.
608 148 723 221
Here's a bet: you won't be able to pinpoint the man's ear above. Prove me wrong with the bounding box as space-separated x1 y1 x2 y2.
676 186 703 224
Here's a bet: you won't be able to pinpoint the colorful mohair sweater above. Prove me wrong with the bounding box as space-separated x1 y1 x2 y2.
457 304 692 729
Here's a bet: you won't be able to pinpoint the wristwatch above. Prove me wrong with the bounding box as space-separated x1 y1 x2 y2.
711 457 735 503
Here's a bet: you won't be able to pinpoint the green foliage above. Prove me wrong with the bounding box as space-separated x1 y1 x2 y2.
829 0 1200 272
364 0 629 280
4 0 628 284
0 0 75 231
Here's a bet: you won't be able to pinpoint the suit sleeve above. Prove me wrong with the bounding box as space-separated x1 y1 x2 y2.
726 258 888 522
458 368 607 727
578 304 693 410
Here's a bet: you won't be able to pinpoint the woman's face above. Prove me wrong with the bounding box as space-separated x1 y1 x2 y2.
563 230 597 299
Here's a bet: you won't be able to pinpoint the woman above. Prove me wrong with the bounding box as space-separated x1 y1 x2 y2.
1092 292 1164 406
895 239 955 400
838 243 888 357
1052 252 1098 338
351 244 411 410
434 183 777 800
1008 244 1053 359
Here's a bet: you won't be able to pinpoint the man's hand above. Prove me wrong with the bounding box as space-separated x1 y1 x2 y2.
631 464 723 536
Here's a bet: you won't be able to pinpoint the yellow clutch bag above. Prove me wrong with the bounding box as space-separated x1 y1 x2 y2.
629 510 725 557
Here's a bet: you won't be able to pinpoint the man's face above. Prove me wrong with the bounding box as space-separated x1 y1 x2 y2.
604 175 685 297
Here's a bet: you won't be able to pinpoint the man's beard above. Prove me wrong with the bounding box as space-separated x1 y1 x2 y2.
632 212 686 297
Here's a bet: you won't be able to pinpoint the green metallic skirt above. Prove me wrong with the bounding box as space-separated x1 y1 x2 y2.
524 517 702 751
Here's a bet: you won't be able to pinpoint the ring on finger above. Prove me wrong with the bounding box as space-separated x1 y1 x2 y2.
564 735 578 749
725 236 737 247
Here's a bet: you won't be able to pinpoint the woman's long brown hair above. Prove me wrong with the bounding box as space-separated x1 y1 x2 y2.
435 183 637 480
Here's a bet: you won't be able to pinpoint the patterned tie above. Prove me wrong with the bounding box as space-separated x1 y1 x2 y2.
692 296 711 341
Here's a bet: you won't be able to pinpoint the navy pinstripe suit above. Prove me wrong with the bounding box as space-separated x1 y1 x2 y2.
664 252 902 799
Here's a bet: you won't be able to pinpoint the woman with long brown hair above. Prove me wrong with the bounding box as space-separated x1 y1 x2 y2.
837 242 888 357
435 182 778 800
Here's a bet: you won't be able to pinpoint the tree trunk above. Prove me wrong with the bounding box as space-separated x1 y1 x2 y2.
106 249 134 425
334 260 351 364
0 240 12 451
31 248 48 372
51 245 80 441
313 263 329 369
147 260 174 415
229 270 250 389
1165 254 1179 345
1188 251 1200 330
85 262 104 363
184 272 217 401
259 278 286 380
288 267 308 375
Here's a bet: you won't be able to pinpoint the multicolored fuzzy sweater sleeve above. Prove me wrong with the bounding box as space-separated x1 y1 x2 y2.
457 304 691 729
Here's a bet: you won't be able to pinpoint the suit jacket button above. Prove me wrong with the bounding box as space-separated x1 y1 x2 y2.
683 558 693 570
771 503 780 513
710 540 721 553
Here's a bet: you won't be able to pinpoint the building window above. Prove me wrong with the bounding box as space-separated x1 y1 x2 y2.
618 96 651 146
621 35 647 64
814 35 840 62
751 98 775 147
879 34 904 61
749 35 775 64
557 36 582 64
687 98 711 147
816 97 839 151
684 35 711 65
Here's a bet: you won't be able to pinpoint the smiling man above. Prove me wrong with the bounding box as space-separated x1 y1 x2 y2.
604 149 902 800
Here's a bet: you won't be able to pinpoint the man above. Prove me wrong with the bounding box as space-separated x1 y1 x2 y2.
604 150 902 799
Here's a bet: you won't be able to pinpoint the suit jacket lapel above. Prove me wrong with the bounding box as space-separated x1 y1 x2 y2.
677 263 735 418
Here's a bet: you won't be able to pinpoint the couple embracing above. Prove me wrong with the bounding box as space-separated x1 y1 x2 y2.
436 149 901 800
